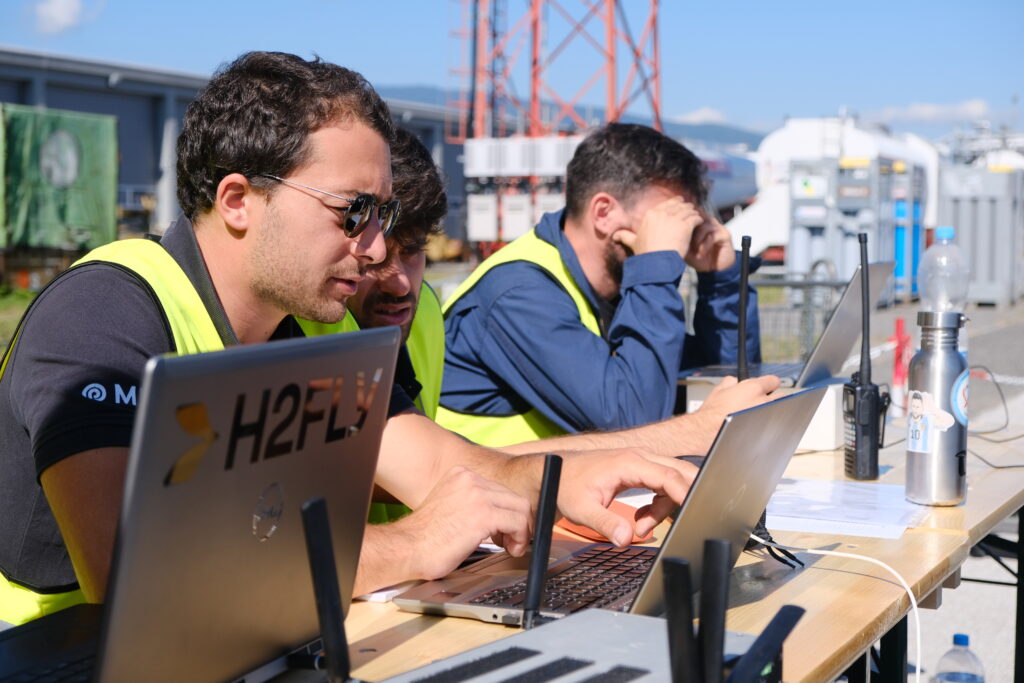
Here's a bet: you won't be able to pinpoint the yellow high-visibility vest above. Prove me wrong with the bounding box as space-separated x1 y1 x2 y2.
1 239 224 627
437 229 600 447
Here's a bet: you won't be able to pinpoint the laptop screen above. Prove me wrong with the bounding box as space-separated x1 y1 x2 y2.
96 329 399 683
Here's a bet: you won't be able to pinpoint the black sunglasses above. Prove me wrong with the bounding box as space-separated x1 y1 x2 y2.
256 174 400 238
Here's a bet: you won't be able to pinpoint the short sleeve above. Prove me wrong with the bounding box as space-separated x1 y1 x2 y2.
7 264 173 477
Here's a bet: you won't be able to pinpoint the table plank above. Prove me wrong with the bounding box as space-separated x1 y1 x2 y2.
729 530 967 683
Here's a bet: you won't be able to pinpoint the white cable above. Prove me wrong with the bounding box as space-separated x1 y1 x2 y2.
751 534 922 683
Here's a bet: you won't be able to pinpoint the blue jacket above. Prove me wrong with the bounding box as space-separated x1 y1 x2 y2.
441 210 760 433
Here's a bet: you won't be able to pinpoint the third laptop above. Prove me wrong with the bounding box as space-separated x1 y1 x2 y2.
681 262 895 388
393 386 825 624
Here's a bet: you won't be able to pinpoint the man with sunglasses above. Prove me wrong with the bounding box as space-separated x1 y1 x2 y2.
0 51 705 627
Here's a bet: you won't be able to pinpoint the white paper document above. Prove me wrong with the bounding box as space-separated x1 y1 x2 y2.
766 478 927 539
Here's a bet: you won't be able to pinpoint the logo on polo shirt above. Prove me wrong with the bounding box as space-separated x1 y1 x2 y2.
80 382 137 405
81 383 107 401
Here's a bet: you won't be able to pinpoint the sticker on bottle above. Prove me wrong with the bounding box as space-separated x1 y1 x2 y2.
906 389 955 453
951 369 969 426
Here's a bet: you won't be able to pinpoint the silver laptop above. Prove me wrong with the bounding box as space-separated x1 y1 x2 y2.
681 262 895 388
393 386 825 624
0 328 399 683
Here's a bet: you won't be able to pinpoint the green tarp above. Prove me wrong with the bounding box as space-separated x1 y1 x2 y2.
1 104 117 250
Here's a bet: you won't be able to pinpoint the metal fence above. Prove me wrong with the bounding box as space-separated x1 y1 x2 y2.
751 263 847 363
677 261 847 364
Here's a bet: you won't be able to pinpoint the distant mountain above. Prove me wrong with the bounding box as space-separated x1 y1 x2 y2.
662 121 764 149
376 84 764 149
377 85 449 107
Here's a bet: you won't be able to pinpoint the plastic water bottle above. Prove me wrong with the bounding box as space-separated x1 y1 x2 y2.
932 633 984 682
918 225 969 360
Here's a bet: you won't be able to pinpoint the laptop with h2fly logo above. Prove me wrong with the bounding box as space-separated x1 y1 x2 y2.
0 328 399 683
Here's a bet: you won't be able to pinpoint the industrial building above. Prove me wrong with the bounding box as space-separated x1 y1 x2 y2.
0 46 463 241
729 116 1024 305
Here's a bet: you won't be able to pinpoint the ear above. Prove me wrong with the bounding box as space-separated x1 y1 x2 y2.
588 191 622 239
213 173 259 233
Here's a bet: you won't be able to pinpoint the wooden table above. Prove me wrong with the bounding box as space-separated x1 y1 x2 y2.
730 530 966 682
343 426 1023 682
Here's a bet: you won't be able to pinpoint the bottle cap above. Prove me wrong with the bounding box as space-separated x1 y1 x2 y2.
936 225 956 240
954 633 969 646
917 311 965 328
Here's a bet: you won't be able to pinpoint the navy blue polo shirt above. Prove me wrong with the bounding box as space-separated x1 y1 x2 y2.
441 209 760 433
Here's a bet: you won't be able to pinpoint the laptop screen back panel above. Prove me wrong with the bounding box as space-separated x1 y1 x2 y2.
796 262 895 387
96 329 399 683
628 387 826 617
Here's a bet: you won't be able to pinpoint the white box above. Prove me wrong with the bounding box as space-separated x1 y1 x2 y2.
533 136 567 177
466 193 499 241
497 137 534 177
500 194 533 240
464 138 499 178
533 192 565 224
684 381 845 452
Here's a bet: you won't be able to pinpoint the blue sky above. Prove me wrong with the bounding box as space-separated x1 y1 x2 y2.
1 0 1021 140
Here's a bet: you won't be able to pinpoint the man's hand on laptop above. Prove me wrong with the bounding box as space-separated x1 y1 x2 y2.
395 466 533 580
693 375 781 451
550 449 698 546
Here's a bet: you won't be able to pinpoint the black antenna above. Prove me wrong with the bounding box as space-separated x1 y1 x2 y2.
299 498 352 683
522 454 562 630
737 236 751 381
663 558 700 682
698 539 731 683
858 233 871 384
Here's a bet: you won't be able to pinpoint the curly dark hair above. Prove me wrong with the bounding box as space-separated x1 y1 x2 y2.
564 122 708 220
389 128 447 247
176 51 395 220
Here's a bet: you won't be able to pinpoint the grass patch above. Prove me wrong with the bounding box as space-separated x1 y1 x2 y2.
756 285 789 306
0 288 36 348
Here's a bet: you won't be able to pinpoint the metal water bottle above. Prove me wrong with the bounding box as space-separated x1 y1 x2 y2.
905 311 968 505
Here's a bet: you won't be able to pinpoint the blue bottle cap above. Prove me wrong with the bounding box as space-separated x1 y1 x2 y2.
954 633 969 646
936 226 956 240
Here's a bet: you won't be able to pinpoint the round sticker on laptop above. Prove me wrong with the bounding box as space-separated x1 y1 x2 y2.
252 483 285 542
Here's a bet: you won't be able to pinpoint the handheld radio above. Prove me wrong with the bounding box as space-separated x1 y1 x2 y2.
843 234 890 480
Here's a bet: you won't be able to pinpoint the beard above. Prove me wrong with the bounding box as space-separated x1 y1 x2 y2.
249 201 353 324
603 239 628 288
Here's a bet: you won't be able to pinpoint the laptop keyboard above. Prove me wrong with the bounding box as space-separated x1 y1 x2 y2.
469 544 658 613
1 653 94 682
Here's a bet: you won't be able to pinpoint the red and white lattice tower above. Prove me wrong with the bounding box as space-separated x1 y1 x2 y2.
446 0 662 143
